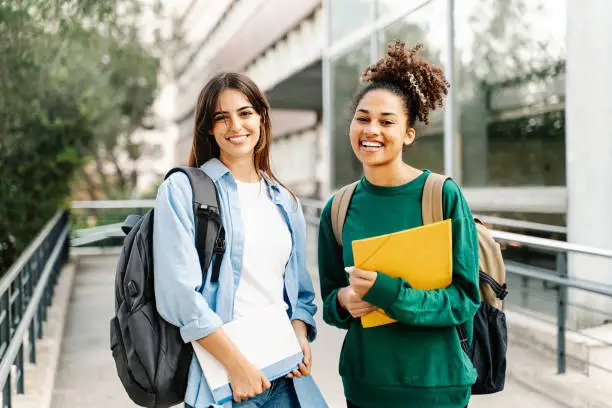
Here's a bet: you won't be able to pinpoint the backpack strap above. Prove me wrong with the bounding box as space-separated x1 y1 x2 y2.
164 166 225 284
421 172 449 225
479 270 508 300
330 181 359 246
421 173 473 350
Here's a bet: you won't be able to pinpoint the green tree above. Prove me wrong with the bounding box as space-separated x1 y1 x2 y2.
0 0 172 272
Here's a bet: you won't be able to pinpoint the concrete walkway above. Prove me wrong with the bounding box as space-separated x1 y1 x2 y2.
49 255 566 408
50 255 137 408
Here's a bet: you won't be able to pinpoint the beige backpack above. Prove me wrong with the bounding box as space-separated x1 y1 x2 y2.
330 172 507 311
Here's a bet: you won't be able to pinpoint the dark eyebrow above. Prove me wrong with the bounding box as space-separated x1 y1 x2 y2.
214 105 254 116
356 109 397 117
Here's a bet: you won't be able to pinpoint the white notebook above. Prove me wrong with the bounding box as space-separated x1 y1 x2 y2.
191 302 304 404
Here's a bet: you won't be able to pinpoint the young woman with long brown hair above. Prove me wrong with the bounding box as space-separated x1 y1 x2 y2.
153 72 326 408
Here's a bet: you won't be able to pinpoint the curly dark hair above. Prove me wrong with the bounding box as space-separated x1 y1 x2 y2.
352 40 450 126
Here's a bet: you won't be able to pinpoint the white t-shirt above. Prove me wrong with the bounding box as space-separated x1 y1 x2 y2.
233 179 292 319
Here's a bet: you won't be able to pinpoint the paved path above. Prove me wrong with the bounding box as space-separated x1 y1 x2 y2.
50 255 137 407
50 255 565 408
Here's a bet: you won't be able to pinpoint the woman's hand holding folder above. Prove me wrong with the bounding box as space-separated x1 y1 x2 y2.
286 320 312 378
227 358 271 403
337 268 378 318
196 329 270 403
346 266 377 298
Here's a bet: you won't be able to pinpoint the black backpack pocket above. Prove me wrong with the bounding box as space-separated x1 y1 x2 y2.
126 301 160 387
154 316 192 405
470 302 508 394
110 316 156 407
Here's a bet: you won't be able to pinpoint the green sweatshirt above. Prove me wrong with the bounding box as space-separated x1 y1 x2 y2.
318 170 480 408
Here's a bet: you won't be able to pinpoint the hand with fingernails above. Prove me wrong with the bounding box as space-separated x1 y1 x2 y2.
286 320 312 379
337 267 379 318
227 359 270 403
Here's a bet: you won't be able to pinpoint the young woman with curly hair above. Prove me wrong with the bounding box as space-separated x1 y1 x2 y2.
317 41 479 408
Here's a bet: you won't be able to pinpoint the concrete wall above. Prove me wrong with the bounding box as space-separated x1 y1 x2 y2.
566 0 612 328
271 123 323 198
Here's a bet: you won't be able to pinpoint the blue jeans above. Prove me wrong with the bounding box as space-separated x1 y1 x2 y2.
185 378 299 408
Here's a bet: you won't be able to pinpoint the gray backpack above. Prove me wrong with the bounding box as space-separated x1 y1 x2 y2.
110 166 225 407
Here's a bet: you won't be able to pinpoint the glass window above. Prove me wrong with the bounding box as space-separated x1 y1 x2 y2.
330 0 374 43
403 133 444 174
376 0 432 20
455 0 567 187
378 0 446 50
378 0 447 173
330 39 372 189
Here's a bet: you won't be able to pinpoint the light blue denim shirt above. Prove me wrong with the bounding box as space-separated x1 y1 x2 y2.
153 158 327 408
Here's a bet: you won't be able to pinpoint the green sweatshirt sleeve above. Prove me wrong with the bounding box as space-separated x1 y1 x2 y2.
363 180 481 327
318 199 352 330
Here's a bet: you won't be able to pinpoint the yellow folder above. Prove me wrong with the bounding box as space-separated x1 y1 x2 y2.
351 219 453 328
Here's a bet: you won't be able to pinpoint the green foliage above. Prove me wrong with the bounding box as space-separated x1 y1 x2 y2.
0 0 168 273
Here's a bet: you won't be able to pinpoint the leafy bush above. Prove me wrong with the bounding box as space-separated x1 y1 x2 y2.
0 1 168 273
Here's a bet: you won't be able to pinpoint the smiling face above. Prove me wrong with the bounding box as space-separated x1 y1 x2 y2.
349 88 416 168
210 88 262 164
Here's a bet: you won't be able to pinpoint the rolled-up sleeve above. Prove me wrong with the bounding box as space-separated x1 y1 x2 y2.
153 173 223 343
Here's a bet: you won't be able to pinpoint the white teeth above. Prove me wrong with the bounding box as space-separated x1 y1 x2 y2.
229 135 247 143
361 141 382 147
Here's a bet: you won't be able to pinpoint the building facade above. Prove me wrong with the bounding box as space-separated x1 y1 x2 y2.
170 0 574 214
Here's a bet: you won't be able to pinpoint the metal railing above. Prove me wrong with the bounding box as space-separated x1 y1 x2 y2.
489 230 612 375
70 200 153 247
0 211 70 408
71 199 155 209
299 197 568 235
476 215 567 235
69 198 568 244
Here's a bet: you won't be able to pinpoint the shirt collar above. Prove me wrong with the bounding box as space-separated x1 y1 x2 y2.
200 158 230 182
201 158 281 194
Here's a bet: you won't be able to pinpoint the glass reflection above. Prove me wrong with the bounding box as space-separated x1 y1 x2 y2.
456 0 567 186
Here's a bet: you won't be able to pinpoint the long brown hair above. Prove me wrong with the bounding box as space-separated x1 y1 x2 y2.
188 72 295 200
